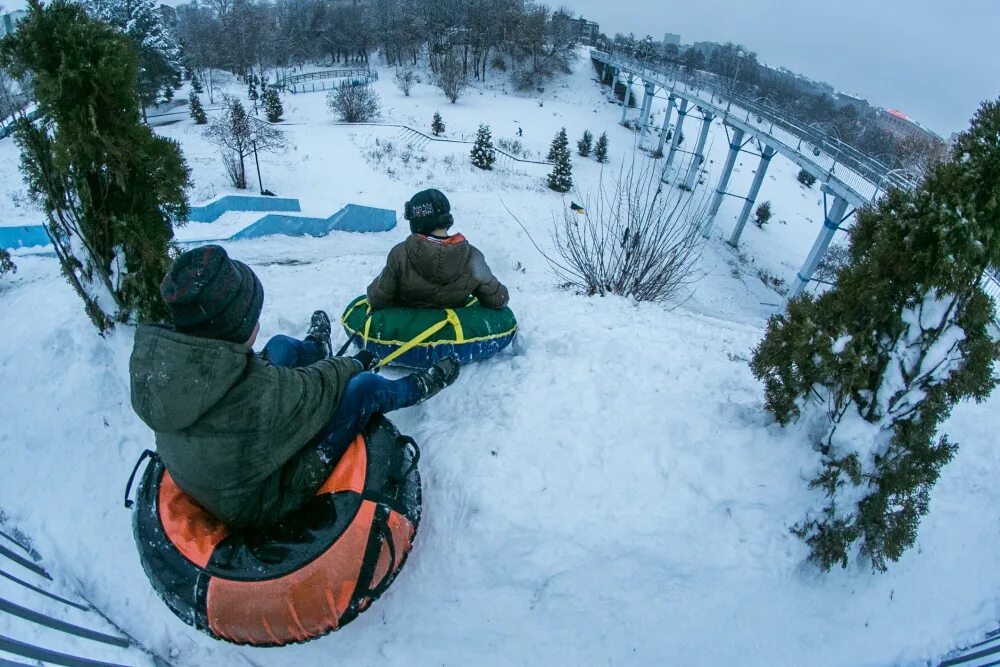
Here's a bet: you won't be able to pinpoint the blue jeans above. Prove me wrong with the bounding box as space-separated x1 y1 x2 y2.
262 335 420 463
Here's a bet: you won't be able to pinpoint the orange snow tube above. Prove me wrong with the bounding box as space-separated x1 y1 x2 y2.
130 415 420 646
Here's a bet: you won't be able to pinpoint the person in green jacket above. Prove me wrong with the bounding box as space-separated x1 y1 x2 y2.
129 245 458 531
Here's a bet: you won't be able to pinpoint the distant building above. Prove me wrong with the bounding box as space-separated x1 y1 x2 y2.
877 108 941 142
554 15 600 46
0 10 27 38
663 33 681 46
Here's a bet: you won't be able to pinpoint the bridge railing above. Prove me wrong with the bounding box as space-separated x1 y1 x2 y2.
277 68 378 93
592 50 916 201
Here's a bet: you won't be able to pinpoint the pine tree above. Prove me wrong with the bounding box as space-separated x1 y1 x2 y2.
83 0 182 110
0 247 14 279
191 71 203 94
753 201 772 228
247 75 259 114
262 87 283 123
750 99 1000 572
470 124 496 170
577 130 593 157
3 0 191 330
546 127 572 192
189 91 207 124
431 111 445 136
594 131 609 163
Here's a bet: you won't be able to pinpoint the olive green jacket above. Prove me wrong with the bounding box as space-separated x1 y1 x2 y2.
129 325 359 530
367 233 509 310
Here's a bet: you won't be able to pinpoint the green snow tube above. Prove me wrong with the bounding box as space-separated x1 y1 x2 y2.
340 295 518 369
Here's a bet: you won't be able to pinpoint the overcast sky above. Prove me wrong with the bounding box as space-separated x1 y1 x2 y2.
567 0 1000 136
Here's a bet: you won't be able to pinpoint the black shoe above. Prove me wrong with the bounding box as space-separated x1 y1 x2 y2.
410 357 460 402
305 310 332 358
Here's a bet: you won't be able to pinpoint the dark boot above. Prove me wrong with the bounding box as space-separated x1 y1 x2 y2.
409 357 460 402
305 310 332 359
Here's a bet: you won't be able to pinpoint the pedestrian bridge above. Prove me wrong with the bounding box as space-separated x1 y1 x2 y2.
590 49 918 297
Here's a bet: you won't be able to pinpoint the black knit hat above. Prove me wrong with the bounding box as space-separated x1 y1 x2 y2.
404 188 453 235
160 245 264 343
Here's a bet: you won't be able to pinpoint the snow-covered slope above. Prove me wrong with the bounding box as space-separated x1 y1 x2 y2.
1 53 997 667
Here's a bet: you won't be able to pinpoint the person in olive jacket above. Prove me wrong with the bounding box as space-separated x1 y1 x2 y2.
129 245 458 530
367 189 509 310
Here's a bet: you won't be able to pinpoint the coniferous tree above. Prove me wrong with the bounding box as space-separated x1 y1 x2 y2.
431 111 445 136
577 130 593 157
83 0 181 111
189 91 207 124
470 124 496 170
797 168 817 187
191 71 203 94
750 99 1000 572
2 0 191 330
594 131 609 163
547 127 572 192
753 201 772 228
261 87 283 123
0 247 14 279
247 74 259 114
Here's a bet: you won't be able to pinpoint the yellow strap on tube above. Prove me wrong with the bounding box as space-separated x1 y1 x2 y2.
445 309 464 342
377 316 451 367
362 305 372 351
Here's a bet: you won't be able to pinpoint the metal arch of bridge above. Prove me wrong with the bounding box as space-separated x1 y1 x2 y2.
592 49 918 298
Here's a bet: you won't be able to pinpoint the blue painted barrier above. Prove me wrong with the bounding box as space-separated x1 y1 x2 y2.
0 225 48 250
230 204 396 240
188 195 301 223
1 202 394 250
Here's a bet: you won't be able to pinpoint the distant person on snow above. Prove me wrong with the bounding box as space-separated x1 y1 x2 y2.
129 245 459 530
367 189 510 310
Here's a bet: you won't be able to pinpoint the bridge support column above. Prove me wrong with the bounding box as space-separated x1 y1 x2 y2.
637 82 656 148
620 74 634 124
662 98 689 180
728 145 776 246
702 127 744 237
656 94 677 155
789 193 850 298
683 110 714 190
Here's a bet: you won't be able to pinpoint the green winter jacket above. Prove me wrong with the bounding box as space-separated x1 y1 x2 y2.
129 325 360 530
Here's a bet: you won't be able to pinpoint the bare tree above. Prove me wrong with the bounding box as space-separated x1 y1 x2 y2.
435 51 466 103
205 96 287 188
326 81 381 122
549 156 709 304
393 66 416 96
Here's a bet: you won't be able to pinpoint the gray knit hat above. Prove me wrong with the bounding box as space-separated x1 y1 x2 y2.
160 245 264 343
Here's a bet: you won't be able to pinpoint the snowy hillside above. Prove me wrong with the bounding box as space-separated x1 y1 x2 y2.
1 53 998 667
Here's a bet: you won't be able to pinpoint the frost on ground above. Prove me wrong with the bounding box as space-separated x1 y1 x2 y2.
1 55 998 667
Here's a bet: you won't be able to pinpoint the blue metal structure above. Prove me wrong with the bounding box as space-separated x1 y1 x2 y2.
0 225 50 250
187 195 301 223
230 203 396 240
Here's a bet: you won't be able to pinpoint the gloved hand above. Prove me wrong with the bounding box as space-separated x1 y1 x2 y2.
352 349 380 372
